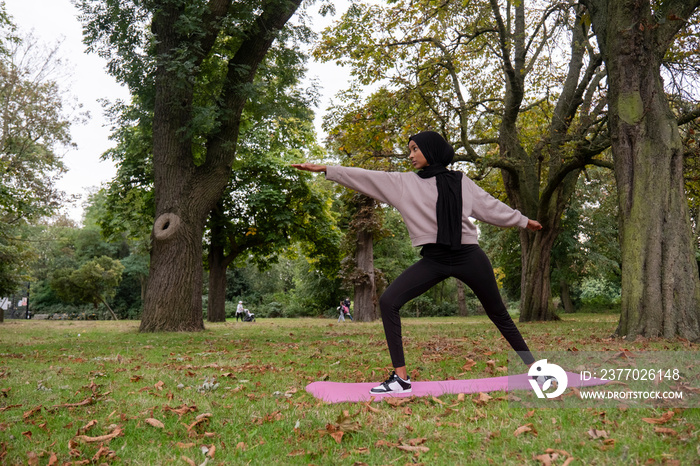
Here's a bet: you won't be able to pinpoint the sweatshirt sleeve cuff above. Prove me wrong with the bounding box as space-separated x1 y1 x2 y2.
518 215 529 229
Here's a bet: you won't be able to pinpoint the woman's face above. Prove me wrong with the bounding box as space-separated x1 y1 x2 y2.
408 140 429 169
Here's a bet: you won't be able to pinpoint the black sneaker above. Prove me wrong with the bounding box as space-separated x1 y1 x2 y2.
369 371 412 394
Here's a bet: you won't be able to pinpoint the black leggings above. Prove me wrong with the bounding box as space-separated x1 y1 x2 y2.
378 244 535 368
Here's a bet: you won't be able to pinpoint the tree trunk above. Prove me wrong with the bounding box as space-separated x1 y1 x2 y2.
141 210 208 332
456 278 468 316
207 241 228 323
138 0 302 332
559 277 575 314
518 226 561 321
585 0 700 340
207 206 232 323
355 227 379 322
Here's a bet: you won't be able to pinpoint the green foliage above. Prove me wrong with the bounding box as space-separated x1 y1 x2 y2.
50 256 125 309
0 18 79 295
577 277 621 311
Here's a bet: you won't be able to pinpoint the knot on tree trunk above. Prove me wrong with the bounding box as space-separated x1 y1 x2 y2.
153 213 182 241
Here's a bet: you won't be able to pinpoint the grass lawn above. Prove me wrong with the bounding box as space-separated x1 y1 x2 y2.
0 314 698 465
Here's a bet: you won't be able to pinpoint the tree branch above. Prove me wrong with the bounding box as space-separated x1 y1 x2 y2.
678 106 700 125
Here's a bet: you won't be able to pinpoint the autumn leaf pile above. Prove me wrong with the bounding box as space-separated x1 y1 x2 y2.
0 315 698 465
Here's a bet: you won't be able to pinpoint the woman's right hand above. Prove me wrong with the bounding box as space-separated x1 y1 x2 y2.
291 163 327 173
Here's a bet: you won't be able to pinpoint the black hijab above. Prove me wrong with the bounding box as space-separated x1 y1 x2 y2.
409 131 463 250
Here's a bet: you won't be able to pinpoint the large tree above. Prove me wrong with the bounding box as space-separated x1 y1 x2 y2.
79 0 304 331
0 17 76 299
582 0 700 340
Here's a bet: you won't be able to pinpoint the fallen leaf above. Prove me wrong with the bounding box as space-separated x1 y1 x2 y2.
73 426 123 444
407 437 427 446
176 442 196 449
181 455 196 466
206 444 216 458
462 358 476 371
78 420 98 434
375 439 399 448
384 396 413 407
514 424 534 437
474 392 492 405
91 445 115 462
47 452 58 466
587 428 608 440
396 444 429 453
163 404 197 417
654 427 678 436
26 451 39 466
145 418 165 429
641 411 675 425
53 397 94 408
23 406 42 420
329 431 344 443
288 449 306 456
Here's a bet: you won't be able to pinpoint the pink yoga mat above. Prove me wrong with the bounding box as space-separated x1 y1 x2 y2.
305 372 607 403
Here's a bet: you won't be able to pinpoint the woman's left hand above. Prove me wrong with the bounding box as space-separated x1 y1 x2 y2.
527 219 543 231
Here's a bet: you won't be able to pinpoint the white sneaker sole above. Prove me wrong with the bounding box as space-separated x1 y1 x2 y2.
369 387 412 395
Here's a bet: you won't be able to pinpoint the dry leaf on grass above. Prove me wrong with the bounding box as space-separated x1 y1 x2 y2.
78 420 98 434
23 406 42 420
73 426 123 444
145 418 165 429
587 428 608 439
654 427 678 436
53 397 94 408
514 423 537 437
187 413 212 432
92 445 115 462
181 455 196 466
329 431 344 444
26 451 38 466
164 404 197 417
641 411 675 425
396 444 429 453
462 358 476 371
384 396 414 407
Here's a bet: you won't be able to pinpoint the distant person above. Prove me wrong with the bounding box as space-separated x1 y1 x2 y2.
293 131 542 394
337 301 346 322
236 301 244 322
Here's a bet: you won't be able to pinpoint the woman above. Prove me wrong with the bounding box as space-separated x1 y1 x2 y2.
293 131 542 394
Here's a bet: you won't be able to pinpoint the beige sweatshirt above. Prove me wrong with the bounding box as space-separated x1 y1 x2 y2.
325 165 529 247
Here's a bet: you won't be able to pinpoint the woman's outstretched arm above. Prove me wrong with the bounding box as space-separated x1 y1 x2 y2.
291 163 327 173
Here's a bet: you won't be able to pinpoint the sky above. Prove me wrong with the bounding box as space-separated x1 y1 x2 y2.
3 0 349 222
